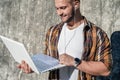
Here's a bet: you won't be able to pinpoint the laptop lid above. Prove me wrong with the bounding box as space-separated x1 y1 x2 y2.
0 35 39 74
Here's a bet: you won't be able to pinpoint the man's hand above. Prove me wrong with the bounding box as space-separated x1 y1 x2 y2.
59 54 74 66
17 60 33 73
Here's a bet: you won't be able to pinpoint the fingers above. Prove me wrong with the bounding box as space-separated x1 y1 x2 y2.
25 63 33 73
59 54 74 66
59 54 67 65
17 60 33 74
59 54 66 64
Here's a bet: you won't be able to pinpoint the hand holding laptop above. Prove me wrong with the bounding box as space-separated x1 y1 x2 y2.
17 60 33 73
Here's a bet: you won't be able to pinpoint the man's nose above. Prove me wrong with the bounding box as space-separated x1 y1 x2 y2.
57 10 63 16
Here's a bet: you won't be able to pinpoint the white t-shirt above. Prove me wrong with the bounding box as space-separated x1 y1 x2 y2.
58 22 84 80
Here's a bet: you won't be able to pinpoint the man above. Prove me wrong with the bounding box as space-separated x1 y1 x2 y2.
18 0 112 80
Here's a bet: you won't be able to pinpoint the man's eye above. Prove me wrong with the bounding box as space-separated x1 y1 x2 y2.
61 6 66 9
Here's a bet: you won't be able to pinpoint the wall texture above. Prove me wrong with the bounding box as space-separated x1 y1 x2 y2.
0 0 120 80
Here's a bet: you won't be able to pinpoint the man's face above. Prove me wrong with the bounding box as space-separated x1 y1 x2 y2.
55 0 75 23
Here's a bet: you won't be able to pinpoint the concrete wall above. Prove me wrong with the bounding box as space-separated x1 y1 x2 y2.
0 0 120 80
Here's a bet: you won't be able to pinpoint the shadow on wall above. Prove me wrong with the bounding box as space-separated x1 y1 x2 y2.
96 31 120 80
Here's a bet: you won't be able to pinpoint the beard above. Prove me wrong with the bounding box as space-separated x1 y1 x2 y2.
65 8 75 23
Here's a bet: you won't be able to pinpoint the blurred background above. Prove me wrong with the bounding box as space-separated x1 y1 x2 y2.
0 0 120 80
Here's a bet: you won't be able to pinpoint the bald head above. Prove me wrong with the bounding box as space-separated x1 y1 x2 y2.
55 0 80 3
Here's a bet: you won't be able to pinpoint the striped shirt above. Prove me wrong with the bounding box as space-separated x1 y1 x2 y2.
44 16 112 80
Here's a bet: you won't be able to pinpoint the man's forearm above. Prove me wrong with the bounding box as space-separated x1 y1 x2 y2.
77 60 110 76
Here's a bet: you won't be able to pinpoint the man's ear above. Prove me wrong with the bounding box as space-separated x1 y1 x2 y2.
73 0 80 10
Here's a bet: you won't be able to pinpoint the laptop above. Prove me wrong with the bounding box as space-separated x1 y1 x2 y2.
0 35 64 74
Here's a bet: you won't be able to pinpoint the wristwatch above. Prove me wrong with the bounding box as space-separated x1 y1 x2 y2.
74 58 81 67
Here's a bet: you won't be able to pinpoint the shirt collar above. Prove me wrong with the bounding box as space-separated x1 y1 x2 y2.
82 16 92 31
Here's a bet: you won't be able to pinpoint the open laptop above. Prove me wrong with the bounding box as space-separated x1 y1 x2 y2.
0 35 64 74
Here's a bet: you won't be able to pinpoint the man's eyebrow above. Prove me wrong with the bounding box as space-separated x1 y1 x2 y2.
55 6 67 9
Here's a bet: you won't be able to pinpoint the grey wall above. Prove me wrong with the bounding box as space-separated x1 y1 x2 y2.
0 0 120 80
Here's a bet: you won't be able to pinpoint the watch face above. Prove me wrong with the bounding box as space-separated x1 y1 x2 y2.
74 58 81 67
